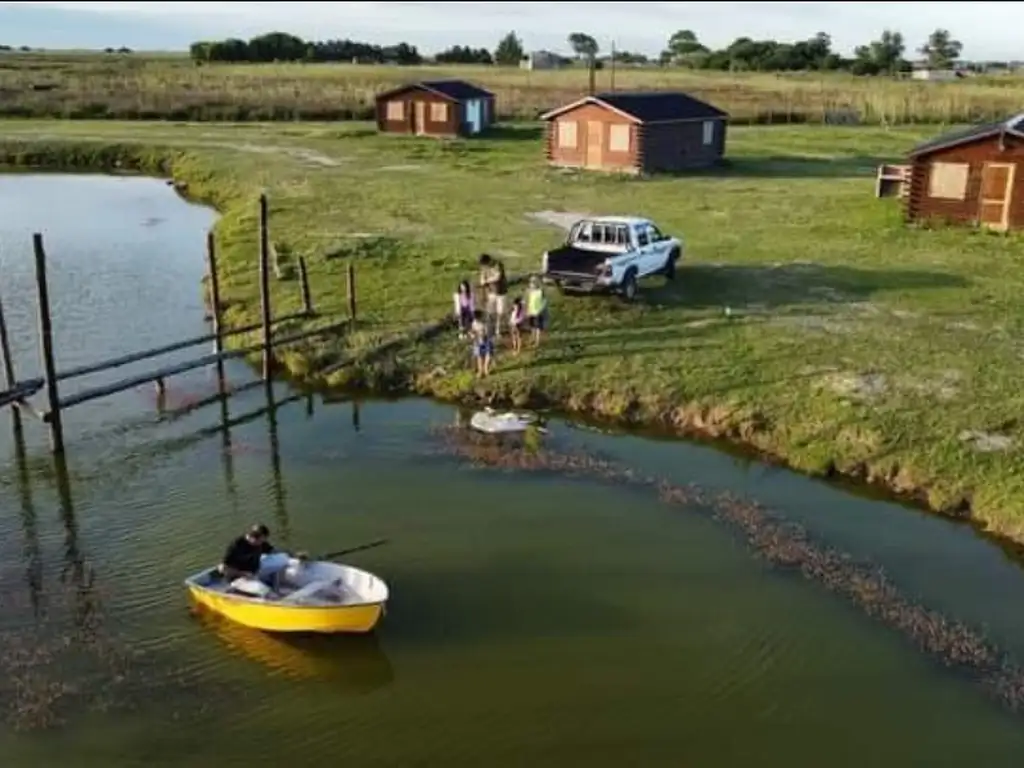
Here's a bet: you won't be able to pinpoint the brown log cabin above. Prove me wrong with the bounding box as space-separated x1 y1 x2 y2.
904 113 1024 232
375 79 496 138
540 91 728 174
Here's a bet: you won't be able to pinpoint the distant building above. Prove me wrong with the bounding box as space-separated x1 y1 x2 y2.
540 91 728 175
911 68 963 82
903 113 1024 232
375 79 495 138
520 50 568 71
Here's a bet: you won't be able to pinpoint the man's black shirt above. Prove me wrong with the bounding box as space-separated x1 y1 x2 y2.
222 536 273 574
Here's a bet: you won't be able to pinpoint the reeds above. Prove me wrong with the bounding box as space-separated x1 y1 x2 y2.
429 425 1024 712
2 53 1023 124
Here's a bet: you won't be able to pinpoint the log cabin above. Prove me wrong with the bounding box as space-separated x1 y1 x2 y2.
375 79 495 138
904 113 1024 231
540 91 728 174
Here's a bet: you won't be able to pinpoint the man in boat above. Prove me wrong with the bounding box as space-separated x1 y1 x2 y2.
218 524 275 582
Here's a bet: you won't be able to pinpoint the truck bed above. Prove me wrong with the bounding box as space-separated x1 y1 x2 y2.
545 245 612 277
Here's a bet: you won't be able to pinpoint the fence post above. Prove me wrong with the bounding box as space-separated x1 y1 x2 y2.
0 282 21 430
297 256 314 315
346 262 357 324
206 231 227 391
32 234 65 455
258 193 274 379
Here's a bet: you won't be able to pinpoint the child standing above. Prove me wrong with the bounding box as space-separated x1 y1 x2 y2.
453 280 474 339
469 309 493 378
508 297 525 355
525 276 548 347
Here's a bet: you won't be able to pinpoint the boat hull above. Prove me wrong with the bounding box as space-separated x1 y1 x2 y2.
187 583 384 633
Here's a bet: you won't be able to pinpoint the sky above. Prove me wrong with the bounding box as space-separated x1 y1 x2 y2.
0 1 1022 60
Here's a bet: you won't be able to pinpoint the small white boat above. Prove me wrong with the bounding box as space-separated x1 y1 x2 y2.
469 408 545 434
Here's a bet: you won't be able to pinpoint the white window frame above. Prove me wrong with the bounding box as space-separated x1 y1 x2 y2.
557 120 578 149
928 162 969 200
609 123 631 152
386 100 404 121
702 120 715 146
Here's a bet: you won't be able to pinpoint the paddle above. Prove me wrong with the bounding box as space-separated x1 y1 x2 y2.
314 538 390 561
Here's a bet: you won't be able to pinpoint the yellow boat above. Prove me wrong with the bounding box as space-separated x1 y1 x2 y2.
184 554 389 634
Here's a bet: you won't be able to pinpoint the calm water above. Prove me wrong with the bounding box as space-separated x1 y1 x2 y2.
2 176 1024 767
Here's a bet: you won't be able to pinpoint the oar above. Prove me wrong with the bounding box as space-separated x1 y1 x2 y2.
315 539 390 561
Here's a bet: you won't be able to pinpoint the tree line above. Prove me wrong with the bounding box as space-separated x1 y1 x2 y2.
188 27 979 74
189 32 423 64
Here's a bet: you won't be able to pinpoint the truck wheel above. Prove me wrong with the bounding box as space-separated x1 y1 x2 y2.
620 269 639 302
663 248 679 280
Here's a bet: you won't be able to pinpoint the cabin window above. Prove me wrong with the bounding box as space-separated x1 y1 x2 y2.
609 124 631 152
702 120 715 146
557 120 578 148
928 162 969 200
615 226 629 245
430 102 448 122
386 100 404 121
636 228 650 247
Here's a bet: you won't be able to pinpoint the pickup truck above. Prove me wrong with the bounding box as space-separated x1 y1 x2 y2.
541 216 683 301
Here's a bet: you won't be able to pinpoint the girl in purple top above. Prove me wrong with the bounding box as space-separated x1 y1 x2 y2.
453 280 474 338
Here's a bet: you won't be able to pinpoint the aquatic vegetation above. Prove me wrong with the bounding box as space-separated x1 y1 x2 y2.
429 425 1024 713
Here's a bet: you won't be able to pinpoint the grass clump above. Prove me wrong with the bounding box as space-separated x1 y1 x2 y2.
4 118 1024 545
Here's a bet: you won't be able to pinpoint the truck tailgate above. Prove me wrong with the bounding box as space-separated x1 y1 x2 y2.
545 245 608 277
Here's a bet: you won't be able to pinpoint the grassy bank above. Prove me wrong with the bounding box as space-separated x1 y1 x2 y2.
3 51 1024 123
3 120 1024 545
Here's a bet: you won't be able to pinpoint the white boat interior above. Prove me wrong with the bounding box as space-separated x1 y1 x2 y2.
188 554 389 608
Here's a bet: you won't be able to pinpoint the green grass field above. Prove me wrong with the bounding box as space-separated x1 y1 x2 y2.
3 119 1024 543
3 50 1024 123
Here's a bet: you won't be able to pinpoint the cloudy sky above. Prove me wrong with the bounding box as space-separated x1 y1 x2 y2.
1 1 1022 59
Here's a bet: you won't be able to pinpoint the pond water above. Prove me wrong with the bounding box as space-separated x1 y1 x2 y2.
2 175 1024 767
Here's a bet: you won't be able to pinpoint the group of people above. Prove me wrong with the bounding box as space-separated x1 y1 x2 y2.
452 253 549 377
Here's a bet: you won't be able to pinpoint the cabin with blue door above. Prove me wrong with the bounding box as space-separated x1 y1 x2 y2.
375 79 496 138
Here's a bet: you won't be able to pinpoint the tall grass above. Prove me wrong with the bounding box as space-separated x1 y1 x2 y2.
2 51 1024 124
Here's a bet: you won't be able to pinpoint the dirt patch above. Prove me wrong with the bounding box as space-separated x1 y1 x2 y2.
378 164 424 172
822 371 888 401
526 210 590 231
959 430 1014 453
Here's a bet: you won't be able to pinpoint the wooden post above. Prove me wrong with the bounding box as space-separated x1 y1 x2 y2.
206 231 227 391
258 193 274 379
346 261 357 323
297 256 313 315
0 284 22 429
33 234 65 455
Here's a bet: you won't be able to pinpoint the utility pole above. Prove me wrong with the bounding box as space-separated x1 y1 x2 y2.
610 39 616 91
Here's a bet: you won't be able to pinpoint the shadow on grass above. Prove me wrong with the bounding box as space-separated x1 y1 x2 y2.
698 155 894 179
646 263 969 309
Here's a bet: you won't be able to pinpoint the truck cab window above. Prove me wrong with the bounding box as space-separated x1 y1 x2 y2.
648 225 663 242
636 227 650 247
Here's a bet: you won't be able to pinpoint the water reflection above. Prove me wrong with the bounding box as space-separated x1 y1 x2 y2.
12 418 43 618
190 603 395 692
264 381 293 549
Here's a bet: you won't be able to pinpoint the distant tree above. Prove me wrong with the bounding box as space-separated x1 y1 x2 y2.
919 28 962 69
612 50 648 65
567 32 599 59
662 29 708 66
852 30 906 75
494 31 524 66
188 32 421 65
435 45 493 65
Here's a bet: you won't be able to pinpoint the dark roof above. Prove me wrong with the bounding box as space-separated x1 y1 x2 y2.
595 91 727 121
377 79 494 102
540 91 727 122
908 112 1024 157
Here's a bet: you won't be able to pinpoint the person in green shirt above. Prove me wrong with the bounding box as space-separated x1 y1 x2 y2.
525 275 548 348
